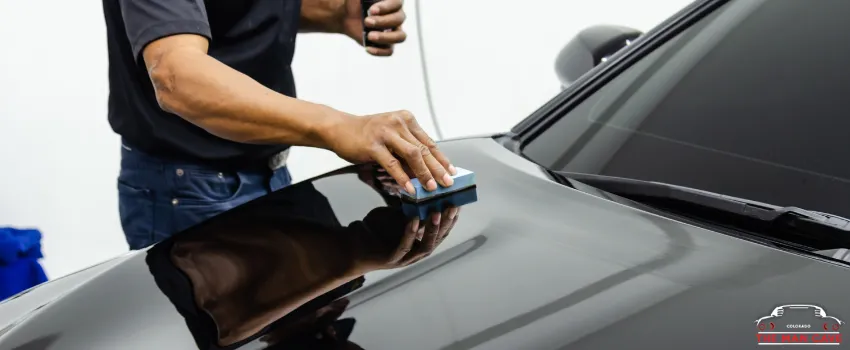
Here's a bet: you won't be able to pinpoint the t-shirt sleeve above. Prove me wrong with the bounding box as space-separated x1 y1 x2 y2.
119 0 213 62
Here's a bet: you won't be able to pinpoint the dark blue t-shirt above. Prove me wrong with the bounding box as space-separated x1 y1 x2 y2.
102 0 301 169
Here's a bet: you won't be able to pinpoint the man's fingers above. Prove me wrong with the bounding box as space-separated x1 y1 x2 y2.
365 10 406 29
367 0 404 19
437 207 459 242
366 46 394 56
424 153 452 187
386 134 437 192
423 212 441 250
399 161 416 179
390 219 419 264
415 223 425 241
398 129 452 188
367 29 407 45
371 145 414 194
448 207 460 221
406 117 455 175
403 213 440 264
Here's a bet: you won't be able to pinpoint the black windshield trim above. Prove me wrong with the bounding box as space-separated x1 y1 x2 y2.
558 171 850 252
546 170 850 268
513 0 728 146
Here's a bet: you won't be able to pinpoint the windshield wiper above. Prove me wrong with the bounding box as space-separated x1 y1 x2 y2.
552 171 850 251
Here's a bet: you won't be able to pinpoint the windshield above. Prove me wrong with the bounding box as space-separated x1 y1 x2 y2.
521 0 850 219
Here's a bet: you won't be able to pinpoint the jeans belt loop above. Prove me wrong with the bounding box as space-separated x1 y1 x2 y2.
268 148 290 170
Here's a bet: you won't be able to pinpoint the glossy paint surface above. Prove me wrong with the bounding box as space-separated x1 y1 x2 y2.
1 138 848 350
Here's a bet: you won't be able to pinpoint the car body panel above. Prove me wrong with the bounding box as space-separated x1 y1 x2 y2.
1 138 847 350
0 251 136 336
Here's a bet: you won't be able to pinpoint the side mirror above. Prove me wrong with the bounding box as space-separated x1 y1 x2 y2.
555 25 643 89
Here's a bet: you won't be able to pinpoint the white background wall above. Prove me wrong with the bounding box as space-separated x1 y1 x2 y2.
0 0 691 279
419 0 692 138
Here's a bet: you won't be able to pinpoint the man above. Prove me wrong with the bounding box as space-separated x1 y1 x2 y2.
102 0 456 249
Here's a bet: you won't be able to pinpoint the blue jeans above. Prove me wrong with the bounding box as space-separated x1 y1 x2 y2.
117 144 292 250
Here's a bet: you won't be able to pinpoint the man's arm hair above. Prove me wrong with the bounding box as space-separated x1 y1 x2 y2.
142 34 348 148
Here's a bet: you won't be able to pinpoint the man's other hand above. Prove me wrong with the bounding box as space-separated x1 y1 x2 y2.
323 110 456 195
343 0 407 56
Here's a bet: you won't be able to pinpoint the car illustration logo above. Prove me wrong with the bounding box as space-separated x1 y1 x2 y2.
755 304 843 346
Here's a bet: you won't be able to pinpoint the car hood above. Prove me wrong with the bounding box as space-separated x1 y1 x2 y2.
1 138 849 350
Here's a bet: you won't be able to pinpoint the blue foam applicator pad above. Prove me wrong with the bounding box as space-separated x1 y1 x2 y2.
400 167 476 203
401 186 478 220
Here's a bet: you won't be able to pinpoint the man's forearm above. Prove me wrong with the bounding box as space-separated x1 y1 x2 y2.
149 46 348 148
298 0 346 33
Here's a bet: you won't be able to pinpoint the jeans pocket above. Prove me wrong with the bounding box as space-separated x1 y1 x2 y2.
172 201 237 234
174 170 245 204
117 182 155 250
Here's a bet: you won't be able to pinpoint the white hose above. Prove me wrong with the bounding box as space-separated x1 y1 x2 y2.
413 0 445 140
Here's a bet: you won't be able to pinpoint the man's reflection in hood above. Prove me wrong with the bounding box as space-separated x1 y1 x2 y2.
146 177 461 350
260 297 362 349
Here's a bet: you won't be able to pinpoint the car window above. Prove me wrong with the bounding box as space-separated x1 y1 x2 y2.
522 0 850 219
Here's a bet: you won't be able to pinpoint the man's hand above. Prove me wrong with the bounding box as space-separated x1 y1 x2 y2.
323 110 456 195
346 207 460 276
342 0 407 56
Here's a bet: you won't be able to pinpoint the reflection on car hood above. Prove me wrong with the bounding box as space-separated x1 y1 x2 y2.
1 138 850 350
